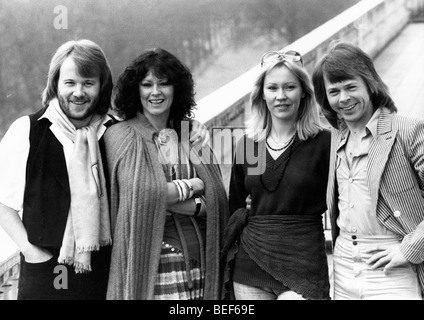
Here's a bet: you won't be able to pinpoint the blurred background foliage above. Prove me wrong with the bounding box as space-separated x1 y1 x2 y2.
0 0 359 138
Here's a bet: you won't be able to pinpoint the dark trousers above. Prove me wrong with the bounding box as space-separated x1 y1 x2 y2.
17 246 111 300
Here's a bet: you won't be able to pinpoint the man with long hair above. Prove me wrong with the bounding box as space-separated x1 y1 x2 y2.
0 39 115 299
0 40 209 300
312 42 424 300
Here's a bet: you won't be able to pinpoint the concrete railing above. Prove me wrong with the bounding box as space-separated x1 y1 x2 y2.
194 0 416 129
0 252 20 300
191 0 421 252
193 0 419 196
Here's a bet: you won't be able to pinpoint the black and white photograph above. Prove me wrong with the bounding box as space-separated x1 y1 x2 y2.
1 0 424 308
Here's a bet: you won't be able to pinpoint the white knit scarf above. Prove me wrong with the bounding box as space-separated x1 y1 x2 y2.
47 99 112 273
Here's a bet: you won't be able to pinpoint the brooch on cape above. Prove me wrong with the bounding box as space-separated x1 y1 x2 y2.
158 128 176 145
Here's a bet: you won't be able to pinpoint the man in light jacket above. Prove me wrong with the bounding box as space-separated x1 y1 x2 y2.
312 42 424 300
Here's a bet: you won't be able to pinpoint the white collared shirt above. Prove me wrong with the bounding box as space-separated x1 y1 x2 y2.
0 108 112 212
336 109 396 235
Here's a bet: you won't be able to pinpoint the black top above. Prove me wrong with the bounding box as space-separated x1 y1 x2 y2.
229 130 331 217
227 129 331 299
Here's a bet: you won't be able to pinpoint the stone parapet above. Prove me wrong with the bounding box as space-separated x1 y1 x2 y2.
194 0 415 129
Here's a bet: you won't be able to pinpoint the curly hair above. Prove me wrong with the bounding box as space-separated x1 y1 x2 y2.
113 48 196 134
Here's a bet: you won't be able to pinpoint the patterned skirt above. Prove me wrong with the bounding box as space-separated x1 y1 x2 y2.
154 241 205 299
154 212 206 300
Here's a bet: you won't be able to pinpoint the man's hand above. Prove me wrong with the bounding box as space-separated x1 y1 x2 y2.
21 243 53 264
365 243 409 274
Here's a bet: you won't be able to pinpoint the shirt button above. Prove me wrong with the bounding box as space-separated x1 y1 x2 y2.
352 227 357 232
353 241 358 246
349 203 354 208
352 235 357 240
394 210 401 218
349 178 354 183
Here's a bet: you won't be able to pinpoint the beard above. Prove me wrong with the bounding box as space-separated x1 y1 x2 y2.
57 94 99 122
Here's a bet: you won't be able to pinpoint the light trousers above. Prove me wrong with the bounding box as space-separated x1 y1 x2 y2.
233 282 304 300
333 231 422 300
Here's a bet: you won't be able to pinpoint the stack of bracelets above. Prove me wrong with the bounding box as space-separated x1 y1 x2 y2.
172 179 194 202
172 179 202 217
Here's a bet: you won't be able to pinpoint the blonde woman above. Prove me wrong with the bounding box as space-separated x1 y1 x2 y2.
224 50 331 300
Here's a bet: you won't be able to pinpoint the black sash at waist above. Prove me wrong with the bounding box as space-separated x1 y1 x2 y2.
222 209 330 300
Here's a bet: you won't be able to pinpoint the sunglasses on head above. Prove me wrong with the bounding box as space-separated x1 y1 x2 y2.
260 50 303 67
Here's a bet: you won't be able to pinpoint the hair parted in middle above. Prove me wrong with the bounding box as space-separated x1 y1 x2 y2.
113 47 196 134
246 58 323 142
41 39 113 115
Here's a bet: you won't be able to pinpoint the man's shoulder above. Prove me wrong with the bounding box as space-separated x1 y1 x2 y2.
388 112 424 134
28 106 48 121
391 113 422 124
4 107 48 142
105 113 121 126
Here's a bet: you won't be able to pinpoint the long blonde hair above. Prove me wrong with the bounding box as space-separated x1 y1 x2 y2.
246 59 323 142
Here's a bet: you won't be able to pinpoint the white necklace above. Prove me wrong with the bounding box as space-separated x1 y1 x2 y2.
270 131 296 145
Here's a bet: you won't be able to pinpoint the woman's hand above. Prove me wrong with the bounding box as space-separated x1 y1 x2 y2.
245 194 252 211
190 120 210 147
190 177 205 196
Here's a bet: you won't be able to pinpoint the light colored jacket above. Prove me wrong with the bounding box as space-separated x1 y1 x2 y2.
327 107 424 293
